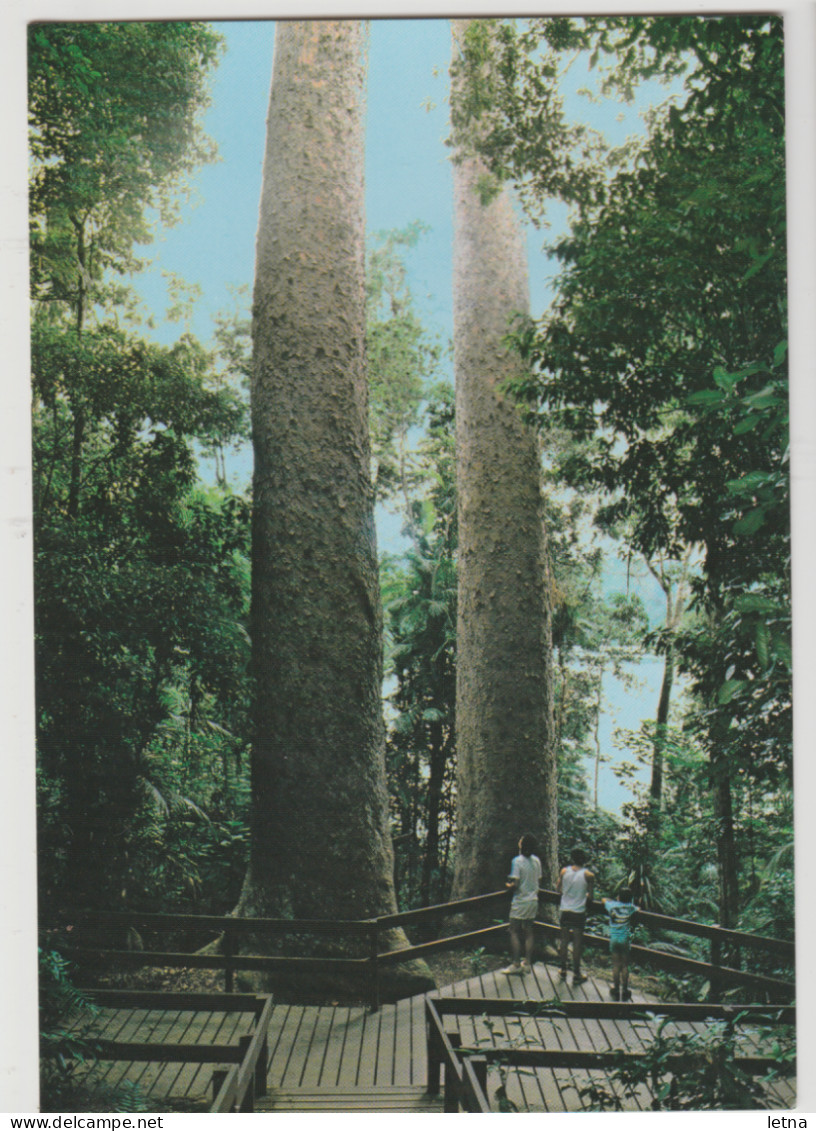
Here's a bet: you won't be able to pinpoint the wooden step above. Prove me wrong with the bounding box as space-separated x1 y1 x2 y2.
257 1085 444 1112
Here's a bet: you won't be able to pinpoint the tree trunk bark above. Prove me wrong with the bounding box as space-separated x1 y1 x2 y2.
650 643 674 803
244 25 428 998
646 549 690 809
712 745 740 930
449 19 558 899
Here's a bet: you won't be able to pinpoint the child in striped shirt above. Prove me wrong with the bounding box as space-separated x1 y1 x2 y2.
602 887 638 1001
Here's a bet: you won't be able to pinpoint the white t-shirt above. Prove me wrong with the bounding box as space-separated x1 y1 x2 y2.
509 853 542 919
560 865 590 912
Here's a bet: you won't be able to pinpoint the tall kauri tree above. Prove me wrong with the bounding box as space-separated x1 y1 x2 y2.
481 16 788 928
449 19 558 900
243 21 426 982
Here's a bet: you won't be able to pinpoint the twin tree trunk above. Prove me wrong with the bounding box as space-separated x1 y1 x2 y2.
449 20 558 899
245 18 556 957
244 21 404 930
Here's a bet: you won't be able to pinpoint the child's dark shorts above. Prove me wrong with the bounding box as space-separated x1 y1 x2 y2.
609 939 631 955
560 910 586 929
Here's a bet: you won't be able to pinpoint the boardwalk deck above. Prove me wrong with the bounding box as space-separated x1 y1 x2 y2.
74 958 795 1112
74 999 259 1110
258 958 794 1113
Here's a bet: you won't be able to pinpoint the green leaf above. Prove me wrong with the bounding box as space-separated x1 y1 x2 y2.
686 388 726 407
742 248 774 281
745 385 782 410
726 470 772 493
712 366 740 392
718 679 747 705
733 509 766 535
770 632 792 669
733 414 761 435
733 593 779 614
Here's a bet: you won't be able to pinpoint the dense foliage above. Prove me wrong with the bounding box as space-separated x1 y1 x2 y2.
579 1012 789 1111
30 22 253 916
457 14 790 932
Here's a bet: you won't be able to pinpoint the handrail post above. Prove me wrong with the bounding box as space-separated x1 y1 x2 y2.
369 921 380 1012
709 934 721 1002
426 1001 442 1095
211 1069 230 1111
444 1030 462 1111
238 1035 254 1111
469 1054 489 1111
255 1027 268 1099
224 925 235 994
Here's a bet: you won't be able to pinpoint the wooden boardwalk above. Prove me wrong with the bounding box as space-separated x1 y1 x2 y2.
78 1004 256 1110
262 959 795 1113
78 958 795 1112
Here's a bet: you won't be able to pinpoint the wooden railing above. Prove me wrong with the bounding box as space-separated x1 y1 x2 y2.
209 993 275 1113
60 887 794 1010
426 996 797 1112
43 990 273 1113
534 888 794 1002
66 910 379 1005
63 891 509 1010
426 998 491 1112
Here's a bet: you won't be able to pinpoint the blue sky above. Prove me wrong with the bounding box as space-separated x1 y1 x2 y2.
138 18 667 362
133 18 673 812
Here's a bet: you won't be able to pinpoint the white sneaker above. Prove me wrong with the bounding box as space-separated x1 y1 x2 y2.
502 963 523 974
520 960 531 972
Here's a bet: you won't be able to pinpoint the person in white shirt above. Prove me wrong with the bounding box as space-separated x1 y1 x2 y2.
557 846 595 985
503 834 542 975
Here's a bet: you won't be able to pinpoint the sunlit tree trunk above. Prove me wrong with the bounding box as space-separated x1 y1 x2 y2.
449 18 557 900
646 548 691 806
243 25 426 992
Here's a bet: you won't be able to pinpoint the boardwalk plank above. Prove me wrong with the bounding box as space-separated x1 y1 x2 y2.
265 1004 292 1073
409 991 427 1085
486 964 557 1113
260 1085 443 1112
287 1007 322 1089
173 1011 233 1099
371 1003 398 1086
144 1019 194 1099
558 969 647 1112
310 1005 346 1088
332 1007 369 1088
154 1009 217 1099
268 1005 307 1086
299 1005 338 1088
528 966 591 1111
355 1004 382 1087
391 995 416 1086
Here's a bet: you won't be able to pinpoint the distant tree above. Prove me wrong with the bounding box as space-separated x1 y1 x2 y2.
643 548 693 807
366 223 445 505
448 18 558 900
383 388 458 907
28 21 254 912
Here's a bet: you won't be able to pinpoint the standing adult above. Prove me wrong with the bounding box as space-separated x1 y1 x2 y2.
503 834 542 974
557 847 595 985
